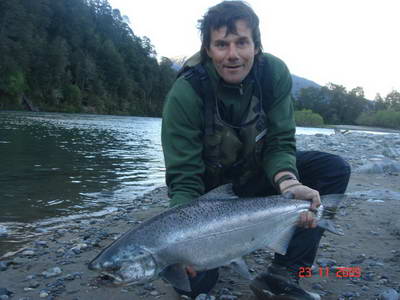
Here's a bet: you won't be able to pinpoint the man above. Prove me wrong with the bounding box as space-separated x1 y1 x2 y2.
161 1 350 299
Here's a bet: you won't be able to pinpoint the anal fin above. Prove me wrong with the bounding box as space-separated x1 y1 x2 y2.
230 257 253 280
160 264 191 292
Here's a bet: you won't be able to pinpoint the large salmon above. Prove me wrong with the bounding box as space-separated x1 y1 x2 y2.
88 184 344 292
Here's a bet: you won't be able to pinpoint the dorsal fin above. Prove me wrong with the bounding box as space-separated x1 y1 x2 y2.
197 184 237 201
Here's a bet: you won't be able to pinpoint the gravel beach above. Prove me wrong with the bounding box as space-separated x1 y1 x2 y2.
1 130 400 300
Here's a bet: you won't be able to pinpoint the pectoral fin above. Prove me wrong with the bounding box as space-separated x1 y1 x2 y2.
230 258 253 280
160 264 191 292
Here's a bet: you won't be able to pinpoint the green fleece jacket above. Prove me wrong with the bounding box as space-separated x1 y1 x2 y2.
162 53 297 207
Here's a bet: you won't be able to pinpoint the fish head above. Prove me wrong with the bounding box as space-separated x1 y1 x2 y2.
88 245 157 285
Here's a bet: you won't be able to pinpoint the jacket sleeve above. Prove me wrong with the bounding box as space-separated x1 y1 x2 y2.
161 78 206 207
262 55 298 184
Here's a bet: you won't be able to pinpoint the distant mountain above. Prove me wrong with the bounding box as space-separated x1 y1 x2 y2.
291 75 321 97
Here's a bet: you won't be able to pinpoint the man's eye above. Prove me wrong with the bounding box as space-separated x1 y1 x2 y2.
215 42 227 48
237 40 248 47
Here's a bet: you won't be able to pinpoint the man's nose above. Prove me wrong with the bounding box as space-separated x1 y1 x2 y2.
227 44 239 60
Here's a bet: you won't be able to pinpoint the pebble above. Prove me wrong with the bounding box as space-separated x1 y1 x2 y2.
41 267 62 278
379 288 399 300
195 294 215 300
217 288 232 296
70 243 88 254
342 291 360 298
0 262 8 271
29 281 40 288
149 290 159 296
316 258 337 267
39 290 49 298
0 289 13 297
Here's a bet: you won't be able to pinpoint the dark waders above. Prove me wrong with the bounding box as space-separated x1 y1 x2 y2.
174 151 351 298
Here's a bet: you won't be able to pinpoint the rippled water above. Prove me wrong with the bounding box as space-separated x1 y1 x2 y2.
0 111 165 250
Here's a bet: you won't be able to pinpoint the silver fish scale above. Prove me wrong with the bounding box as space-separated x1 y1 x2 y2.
115 196 311 271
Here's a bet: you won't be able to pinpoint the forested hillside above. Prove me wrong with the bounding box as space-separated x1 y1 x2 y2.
0 0 176 116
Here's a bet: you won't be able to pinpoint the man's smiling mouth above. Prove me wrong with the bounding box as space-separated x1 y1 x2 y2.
225 65 242 69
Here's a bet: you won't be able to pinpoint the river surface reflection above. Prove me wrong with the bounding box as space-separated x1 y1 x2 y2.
0 111 165 250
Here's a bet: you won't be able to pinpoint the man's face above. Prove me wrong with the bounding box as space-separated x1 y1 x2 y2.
206 20 259 84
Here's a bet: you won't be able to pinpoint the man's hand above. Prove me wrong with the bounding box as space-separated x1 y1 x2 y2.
284 183 321 229
274 172 321 229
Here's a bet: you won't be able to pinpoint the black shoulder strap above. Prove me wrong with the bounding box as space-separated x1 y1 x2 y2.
255 55 274 114
178 64 215 135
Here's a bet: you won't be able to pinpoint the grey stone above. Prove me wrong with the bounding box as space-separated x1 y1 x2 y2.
195 294 215 300
316 258 337 267
379 288 399 300
0 262 8 271
41 267 62 278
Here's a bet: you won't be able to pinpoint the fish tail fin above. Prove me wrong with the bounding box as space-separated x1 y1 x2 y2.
317 194 347 235
320 194 347 217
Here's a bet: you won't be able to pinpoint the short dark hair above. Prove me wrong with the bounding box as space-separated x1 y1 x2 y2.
198 1 263 62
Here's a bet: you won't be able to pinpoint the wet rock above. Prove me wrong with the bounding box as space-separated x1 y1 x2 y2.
39 289 49 298
70 243 88 254
143 283 155 291
342 291 360 298
0 262 8 271
379 289 399 300
316 258 337 268
0 289 13 298
62 272 82 281
149 290 159 296
195 294 215 300
41 267 62 278
29 281 41 288
351 254 366 264
362 271 376 281
311 283 325 290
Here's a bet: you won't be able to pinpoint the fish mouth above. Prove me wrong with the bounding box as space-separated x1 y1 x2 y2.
96 272 135 286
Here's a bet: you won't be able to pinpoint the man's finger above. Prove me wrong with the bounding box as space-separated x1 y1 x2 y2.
310 193 321 210
186 266 197 278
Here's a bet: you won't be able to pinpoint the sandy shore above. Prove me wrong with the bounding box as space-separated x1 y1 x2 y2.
1 132 400 299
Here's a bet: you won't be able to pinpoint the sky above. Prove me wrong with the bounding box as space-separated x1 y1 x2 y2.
108 0 400 99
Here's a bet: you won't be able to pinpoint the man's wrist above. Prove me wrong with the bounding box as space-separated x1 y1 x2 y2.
274 173 299 194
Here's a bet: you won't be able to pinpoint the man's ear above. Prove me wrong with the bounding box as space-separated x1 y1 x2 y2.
205 46 211 58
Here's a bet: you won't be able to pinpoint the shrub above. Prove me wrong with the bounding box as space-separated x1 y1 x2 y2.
294 109 324 127
356 110 400 129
